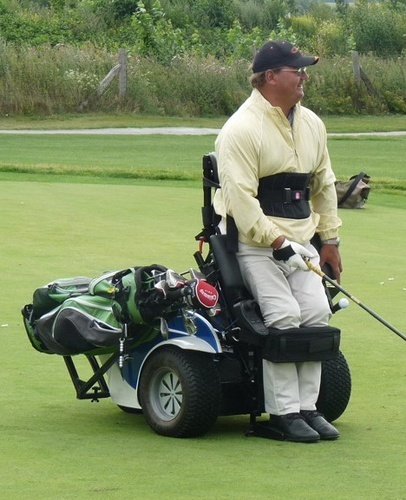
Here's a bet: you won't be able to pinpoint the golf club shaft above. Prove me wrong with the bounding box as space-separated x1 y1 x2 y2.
306 260 406 342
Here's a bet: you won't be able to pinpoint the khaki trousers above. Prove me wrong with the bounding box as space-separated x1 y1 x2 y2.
236 242 332 415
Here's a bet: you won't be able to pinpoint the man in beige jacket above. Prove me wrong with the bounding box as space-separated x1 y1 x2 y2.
214 40 342 442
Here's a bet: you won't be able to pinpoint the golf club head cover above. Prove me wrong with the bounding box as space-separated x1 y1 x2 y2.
273 239 314 271
186 279 219 309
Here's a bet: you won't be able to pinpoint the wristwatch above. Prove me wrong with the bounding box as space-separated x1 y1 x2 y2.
322 238 340 246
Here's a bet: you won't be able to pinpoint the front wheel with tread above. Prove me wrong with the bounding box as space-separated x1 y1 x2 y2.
139 346 221 438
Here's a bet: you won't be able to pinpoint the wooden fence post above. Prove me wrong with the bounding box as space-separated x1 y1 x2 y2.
351 50 379 99
352 50 361 87
79 49 128 110
118 49 127 98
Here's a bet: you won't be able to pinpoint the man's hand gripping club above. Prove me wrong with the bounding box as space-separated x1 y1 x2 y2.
272 239 315 271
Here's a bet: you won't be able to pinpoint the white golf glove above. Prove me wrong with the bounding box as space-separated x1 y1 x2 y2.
273 239 315 271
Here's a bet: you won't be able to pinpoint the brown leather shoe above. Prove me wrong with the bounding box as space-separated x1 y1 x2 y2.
301 410 340 440
270 413 320 443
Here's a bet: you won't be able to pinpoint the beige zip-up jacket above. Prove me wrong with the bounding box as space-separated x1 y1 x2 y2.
213 89 342 247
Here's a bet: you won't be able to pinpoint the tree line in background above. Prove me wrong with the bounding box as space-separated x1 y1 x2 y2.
0 0 405 115
1 0 405 58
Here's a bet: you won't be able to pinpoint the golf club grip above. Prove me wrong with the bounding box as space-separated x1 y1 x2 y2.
305 260 324 276
165 286 190 302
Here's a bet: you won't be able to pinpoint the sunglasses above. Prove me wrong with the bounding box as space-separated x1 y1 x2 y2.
276 67 308 76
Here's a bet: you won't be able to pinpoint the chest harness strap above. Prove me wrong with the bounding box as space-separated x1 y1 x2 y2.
226 172 312 252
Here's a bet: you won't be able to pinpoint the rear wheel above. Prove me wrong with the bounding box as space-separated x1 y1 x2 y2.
139 346 222 438
317 350 351 422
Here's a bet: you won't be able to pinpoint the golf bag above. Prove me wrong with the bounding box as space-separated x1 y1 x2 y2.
336 172 371 209
22 270 154 356
22 265 219 356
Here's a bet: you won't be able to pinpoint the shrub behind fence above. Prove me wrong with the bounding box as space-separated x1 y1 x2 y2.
0 44 404 116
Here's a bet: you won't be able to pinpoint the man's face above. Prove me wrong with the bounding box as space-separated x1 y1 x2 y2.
269 67 309 107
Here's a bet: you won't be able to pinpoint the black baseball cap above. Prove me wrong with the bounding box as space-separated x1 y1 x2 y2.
252 40 319 73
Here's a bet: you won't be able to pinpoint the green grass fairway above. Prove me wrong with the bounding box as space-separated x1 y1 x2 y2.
1 179 405 499
0 134 405 196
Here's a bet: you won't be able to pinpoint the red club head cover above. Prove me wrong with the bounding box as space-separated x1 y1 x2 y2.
188 279 218 309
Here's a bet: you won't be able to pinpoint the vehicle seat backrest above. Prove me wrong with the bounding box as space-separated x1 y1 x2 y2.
203 152 220 186
210 234 249 304
199 153 221 236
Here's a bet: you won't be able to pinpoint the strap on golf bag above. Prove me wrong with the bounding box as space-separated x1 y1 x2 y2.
113 264 169 324
336 172 370 209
